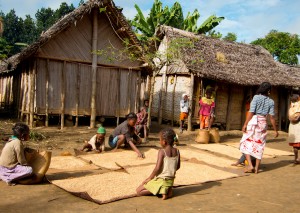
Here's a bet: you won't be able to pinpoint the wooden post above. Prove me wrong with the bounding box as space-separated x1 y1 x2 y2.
241 87 248 126
90 8 98 128
188 73 194 131
21 71 28 121
18 70 24 119
45 59 49 127
127 69 132 113
147 74 155 129
29 61 36 128
171 75 177 126
60 61 66 129
278 88 282 131
135 71 141 113
226 86 233 131
75 64 80 127
116 69 121 126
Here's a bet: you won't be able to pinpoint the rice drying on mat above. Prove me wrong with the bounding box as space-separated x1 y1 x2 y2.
50 161 240 204
178 148 235 168
50 156 97 170
78 148 158 170
223 142 293 157
50 172 138 204
191 144 242 159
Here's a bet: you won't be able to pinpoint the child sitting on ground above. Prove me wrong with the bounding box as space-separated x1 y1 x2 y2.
81 127 106 153
231 154 256 167
199 88 215 129
0 123 33 185
136 128 180 200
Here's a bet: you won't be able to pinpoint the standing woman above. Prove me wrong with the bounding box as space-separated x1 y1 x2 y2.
240 82 278 173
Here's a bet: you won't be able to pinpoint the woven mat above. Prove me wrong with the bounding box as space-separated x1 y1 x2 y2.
49 161 241 204
50 156 99 171
77 148 158 170
224 142 293 157
179 148 235 168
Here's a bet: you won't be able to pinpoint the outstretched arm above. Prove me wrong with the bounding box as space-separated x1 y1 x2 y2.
143 150 164 184
128 140 144 158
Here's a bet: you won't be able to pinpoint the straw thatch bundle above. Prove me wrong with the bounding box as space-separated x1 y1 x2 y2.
156 25 300 87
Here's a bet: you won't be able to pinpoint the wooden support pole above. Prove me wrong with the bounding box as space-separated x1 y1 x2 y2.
21 71 28 121
188 73 194 131
90 8 98 128
171 75 177 126
226 86 233 131
29 61 36 128
45 59 49 127
127 69 132 113
116 69 121 126
75 63 80 127
60 61 66 129
18 70 24 119
278 88 282 131
135 71 141 112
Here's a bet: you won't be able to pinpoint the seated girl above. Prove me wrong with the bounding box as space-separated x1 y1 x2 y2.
109 112 144 158
136 128 180 200
0 123 33 185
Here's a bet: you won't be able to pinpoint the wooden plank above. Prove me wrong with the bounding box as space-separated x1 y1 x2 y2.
45 59 49 127
188 73 194 131
171 75 177 126
127 69 132 113
75 63 80 127
60 61 66 129
226 86 233 131
90 8 98 128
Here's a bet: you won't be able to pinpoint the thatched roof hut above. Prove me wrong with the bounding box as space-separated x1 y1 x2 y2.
152 25 300 130
0 0 147 128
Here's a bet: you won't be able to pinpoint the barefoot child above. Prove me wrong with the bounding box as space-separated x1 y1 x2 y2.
135 107 148 142
81 127 106 152
199 88 215 129
109 112 144 158
136 128 180 200
0 123 33 185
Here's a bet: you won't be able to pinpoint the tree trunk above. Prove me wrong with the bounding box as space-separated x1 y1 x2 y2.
147 74 156 129
188 73 194 131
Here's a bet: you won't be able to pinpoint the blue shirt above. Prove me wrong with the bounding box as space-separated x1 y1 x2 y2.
249 95 275 116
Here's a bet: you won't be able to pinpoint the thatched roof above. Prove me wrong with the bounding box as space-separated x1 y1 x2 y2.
156 25 300 87
0 0 139 73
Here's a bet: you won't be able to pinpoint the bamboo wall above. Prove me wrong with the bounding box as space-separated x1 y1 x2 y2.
152 75 191 121
151 74 283 130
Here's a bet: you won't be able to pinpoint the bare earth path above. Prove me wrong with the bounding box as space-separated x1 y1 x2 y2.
0 121 299 213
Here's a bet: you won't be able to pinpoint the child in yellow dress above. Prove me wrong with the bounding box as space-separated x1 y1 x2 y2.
136 128 180 200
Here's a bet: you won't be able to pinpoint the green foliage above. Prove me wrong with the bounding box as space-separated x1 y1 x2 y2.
131 0 224 39
207 30 222 39
29 131 46 141
0 37 12 60
251 30 300 65
78 0 85 6
223 32 237 42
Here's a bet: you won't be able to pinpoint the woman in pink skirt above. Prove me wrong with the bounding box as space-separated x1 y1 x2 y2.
240 82 278 174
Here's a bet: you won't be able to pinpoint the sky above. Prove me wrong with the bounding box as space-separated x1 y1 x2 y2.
0 0 299 43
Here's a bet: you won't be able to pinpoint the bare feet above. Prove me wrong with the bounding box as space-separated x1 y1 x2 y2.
162 194 168 200
244 166 254 173
293 159 300 164
167 187 173 198
231 162 239 166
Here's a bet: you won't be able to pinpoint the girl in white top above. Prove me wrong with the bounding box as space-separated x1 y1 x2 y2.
136 128 180 200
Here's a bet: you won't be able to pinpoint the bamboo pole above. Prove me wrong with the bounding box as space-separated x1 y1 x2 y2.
45 59 49 127
90 8 98 128
60 61 66 129
29 61 36 128
75 63 80 127
226 86 233 131
147 74 155 129
171 75 177 126
188 73 194 131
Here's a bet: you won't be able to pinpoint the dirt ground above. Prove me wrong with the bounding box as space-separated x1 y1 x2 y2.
0 119 299 213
